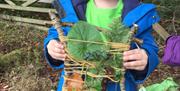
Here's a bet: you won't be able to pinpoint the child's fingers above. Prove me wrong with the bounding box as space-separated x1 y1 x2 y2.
123 60 147 71
123 53 142 61
51 52 67 61
123 49 148 71
123 49 140 56
123 60 144 68
55 41 64 49
53 47 65 54
124 65 146 71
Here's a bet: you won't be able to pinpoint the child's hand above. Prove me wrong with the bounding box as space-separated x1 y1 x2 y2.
123 49 148 71
47 40 67 61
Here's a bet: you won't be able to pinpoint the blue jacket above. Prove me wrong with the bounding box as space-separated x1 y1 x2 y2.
44 0 160 91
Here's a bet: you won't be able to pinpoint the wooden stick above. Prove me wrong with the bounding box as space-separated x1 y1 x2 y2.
0 4 56 13
49 11 65 42
21 0 37 7
5 0 16 6
0 14 51 25
153 23 170 40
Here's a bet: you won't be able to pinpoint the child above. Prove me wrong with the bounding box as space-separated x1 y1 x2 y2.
44 0 160 91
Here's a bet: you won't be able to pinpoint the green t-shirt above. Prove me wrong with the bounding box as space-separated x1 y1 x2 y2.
86 0 124 30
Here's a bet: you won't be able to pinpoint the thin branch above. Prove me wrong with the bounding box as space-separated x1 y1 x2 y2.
172 11 177 34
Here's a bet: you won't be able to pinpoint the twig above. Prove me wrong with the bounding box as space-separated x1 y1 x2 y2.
172 11 177 34
162 19 180 24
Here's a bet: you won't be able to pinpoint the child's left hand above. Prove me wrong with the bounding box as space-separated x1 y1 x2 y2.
123 49 148 71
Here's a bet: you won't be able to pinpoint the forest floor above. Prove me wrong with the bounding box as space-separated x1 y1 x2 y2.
0 21 55 91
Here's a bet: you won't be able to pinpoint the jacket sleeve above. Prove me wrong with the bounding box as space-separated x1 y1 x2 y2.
126 8 160 84
44 26 64 70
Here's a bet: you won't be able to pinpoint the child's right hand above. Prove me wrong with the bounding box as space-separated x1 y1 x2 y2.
47 40 67 61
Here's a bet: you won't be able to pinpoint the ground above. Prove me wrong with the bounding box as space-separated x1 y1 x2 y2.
0 21 55 91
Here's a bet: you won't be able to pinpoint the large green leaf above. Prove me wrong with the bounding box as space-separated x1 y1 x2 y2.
67 21 108 60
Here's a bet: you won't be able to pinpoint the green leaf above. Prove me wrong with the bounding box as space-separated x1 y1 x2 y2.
145 77 179 91
67 21 108 60
84 75 102 91
106 18 131 44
